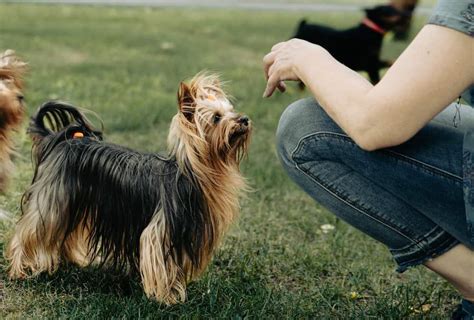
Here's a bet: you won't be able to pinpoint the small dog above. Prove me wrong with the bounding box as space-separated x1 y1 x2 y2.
293 5 408 84
0 50 27 191
391 0 418 40
6 73 251 304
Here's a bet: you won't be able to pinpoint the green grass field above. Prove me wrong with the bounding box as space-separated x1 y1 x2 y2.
0 4 459 319
6 0 439 5
217 0 437 5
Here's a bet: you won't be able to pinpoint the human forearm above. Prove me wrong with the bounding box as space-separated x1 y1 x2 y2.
263 26 473 151
293 48 382 150
263 41 395 150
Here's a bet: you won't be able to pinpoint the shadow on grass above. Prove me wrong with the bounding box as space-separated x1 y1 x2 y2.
0 237 461 319
2 256 279 318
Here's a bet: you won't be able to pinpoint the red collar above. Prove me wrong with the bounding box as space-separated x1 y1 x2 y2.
362 18 386 35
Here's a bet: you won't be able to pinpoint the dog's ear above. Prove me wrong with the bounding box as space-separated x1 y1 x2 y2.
177 82 195 121
0 50 27 89
363 7 373 15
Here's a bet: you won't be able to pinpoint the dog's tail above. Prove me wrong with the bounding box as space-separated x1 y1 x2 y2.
28 101 103 143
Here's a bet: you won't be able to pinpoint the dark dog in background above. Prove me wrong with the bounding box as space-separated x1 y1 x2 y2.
293 5 409 84
391 0 418 40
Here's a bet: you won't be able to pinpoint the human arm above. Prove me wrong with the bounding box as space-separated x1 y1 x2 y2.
263 24 474 151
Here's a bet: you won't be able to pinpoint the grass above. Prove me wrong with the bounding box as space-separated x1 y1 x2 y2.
6 0 439 5
0 4 459 319
220 0 437 5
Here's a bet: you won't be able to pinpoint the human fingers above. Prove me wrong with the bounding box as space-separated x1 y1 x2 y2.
262 51 277 80
277 81 287 93
263 70 283 98
266 59 290 95
271 41 286 52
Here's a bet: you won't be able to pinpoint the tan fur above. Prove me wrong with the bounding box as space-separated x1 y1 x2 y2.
63 220 94 267
7 72 250 305
140 211 187 304
7 155 67 278
162 72 251 303
0 49 27 191
140 73 251 304
7 198 61 279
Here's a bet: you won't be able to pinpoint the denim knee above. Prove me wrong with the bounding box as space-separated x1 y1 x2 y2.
276 100 301 169
275 98 463 273
276 98 342 170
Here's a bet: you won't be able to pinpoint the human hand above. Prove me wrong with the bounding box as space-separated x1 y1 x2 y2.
262 39 321 98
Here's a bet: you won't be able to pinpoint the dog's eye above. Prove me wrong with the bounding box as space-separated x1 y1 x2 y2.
17 94 24 102
213 114 221 124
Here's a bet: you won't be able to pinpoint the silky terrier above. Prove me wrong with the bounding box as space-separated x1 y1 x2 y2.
0 50 27 191
6 73 251 304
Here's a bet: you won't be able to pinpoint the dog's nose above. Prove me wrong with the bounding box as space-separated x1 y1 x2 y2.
238 116 249 126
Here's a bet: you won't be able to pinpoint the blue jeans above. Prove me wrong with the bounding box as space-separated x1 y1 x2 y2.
276 98 474 272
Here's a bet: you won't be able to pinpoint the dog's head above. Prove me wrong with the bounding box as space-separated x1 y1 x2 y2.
0 50 27 129
364 5 410 31
391 0 418 40
169 72 251 169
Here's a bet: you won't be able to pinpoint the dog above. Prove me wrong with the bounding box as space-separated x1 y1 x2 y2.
391 0 418 40
6 73 251 305
0 50 27 191
293 5 409 84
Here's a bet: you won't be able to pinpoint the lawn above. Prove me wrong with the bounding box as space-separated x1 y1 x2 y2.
6 0 439 5
255 0 437 5
0 4 459 319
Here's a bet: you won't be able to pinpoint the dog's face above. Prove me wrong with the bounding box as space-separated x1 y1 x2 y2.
0 50 27 128
365 5 408 31
169 73 251 165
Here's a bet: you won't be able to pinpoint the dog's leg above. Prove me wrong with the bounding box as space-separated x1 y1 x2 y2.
6 167 72 279
6 201 62 279
63 220 93 267
368 69 381 84
139 211 187 305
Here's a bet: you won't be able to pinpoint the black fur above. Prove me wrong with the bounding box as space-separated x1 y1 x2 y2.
25 101 213 272
293 5 408 83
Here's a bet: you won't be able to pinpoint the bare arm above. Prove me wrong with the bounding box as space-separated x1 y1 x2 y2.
263 24 474 151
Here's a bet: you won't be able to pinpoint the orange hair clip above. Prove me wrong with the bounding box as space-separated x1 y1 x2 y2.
73 132 84 139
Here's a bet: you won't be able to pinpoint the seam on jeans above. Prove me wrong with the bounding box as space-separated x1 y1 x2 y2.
293 131 462 184
385 149 462 181
393 229 459 269
389 225 443 252
290 134 418 243
393 228 454 260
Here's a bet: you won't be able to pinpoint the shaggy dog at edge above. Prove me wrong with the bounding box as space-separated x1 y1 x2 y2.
0 50 27 191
